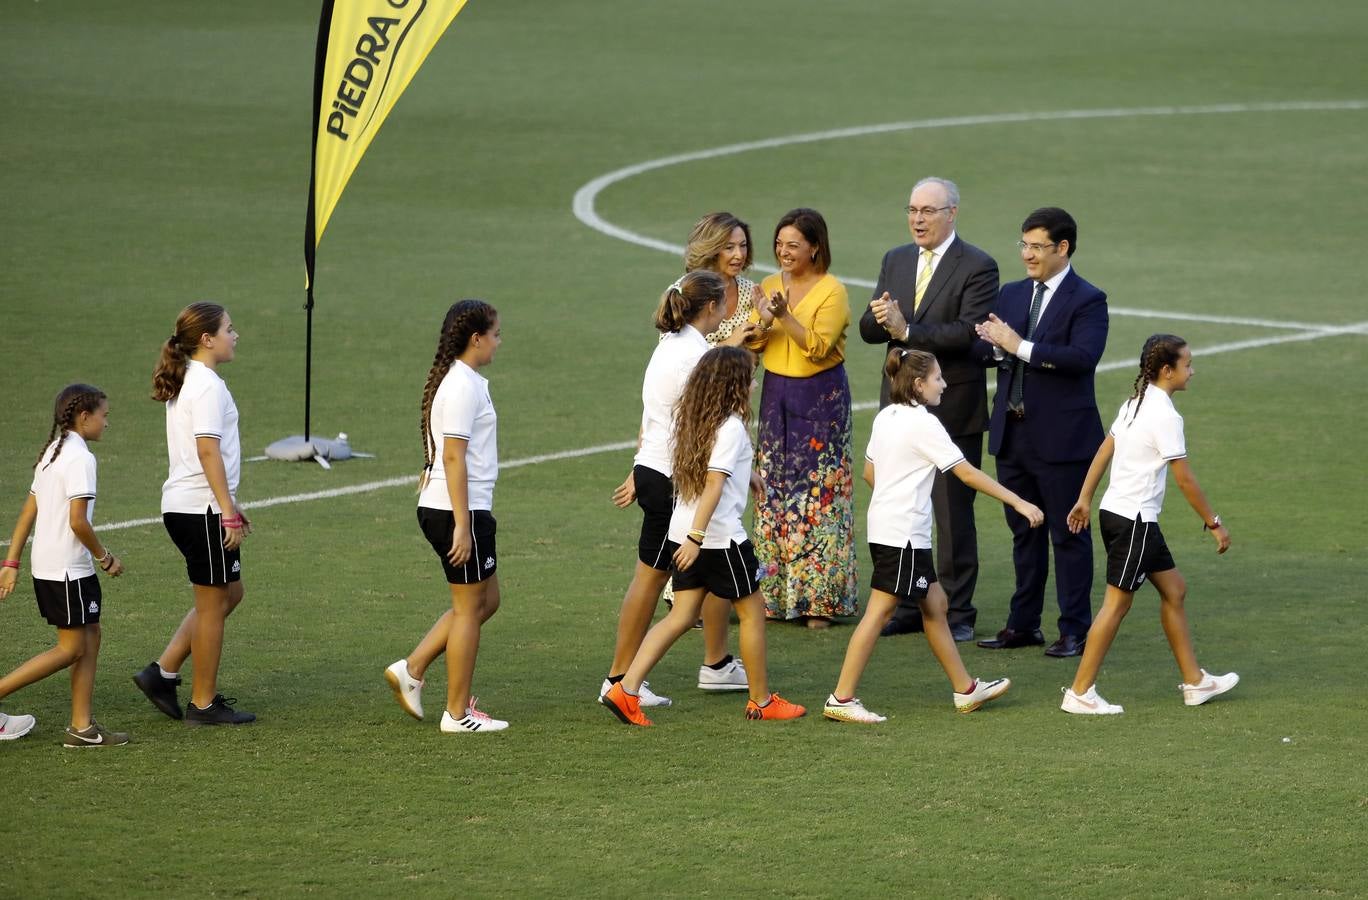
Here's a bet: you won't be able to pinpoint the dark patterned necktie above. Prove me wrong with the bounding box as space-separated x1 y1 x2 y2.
1008 281 1047 411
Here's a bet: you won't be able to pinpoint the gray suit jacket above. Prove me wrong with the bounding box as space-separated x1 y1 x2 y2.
859 236 999 436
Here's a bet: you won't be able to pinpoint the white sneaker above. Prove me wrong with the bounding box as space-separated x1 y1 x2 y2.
1061 685 1124 715
822 694 886 724
0 711 37 741
440 701 509 733
953 677 1011 713
697 656 748 692
384 659 424 720
600 678 672 708
1180 669 1239 706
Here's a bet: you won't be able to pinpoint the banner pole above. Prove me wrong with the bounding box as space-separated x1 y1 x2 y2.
304 285 315 442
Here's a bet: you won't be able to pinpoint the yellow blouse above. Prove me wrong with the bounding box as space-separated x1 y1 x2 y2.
748 272 849 377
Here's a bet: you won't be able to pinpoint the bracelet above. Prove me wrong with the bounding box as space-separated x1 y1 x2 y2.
687 528 706 540
1 559 18 570
686 534 703 546
98 551 114 571
221 515 244 528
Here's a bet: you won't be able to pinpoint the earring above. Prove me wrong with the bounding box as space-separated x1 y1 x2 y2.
810 253 817 262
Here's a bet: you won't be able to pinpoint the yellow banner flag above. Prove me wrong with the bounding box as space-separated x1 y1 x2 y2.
306 0 470 288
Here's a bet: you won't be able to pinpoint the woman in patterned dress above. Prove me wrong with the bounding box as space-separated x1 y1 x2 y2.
747 208 858 627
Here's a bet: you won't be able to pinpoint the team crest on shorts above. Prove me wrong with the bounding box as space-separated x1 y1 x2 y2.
88 600 99 614
916 576 928 589
484 556 495 570
231 560 241 573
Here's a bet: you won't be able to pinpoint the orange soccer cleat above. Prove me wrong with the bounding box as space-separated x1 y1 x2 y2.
744 692 807 721
601 681 654 727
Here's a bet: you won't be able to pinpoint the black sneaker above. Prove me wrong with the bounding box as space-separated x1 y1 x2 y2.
184 695 256 726
133 662 183 720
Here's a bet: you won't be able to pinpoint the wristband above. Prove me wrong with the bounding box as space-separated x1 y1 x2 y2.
686 534 703 546
1 559 19 570
221 515 243 528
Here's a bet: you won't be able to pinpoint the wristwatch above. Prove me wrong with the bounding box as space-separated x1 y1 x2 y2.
1203 515 1222 531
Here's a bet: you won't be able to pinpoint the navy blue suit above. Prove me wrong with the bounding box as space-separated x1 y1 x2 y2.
981 267 1107 637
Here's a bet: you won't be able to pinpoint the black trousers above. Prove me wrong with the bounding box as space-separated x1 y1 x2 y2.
888 431 981 630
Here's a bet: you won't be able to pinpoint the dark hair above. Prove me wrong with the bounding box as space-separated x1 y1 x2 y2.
685 212 754 273
1020 207 1078 257
885 348 939 406
671 346 754 502
654 270 726 333
1128 334 1188 420
152 302 226 402
419 300 499 475
37 383 106 470
773 207 831 273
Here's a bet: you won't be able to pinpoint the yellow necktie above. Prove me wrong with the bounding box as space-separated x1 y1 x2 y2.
914 248 935 312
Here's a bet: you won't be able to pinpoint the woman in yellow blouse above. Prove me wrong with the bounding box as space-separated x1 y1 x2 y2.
748 208 858 627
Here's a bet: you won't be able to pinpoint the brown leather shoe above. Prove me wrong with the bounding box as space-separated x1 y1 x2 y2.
976 627 1045 649
1044 634 1086 658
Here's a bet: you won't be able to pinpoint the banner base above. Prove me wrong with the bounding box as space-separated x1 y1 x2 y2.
265 433 358 470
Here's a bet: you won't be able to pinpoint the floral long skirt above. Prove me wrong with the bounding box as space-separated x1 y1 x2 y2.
754 364 858 620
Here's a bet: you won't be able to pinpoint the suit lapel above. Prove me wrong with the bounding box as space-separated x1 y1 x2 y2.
913 238 960 323
1031 269 1077 338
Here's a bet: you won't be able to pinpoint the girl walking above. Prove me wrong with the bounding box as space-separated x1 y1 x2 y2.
602 346 807 726
823 350 1043 724
384 300 509 733
1061 334 1236 714
1 384 127 746
133 302 255 725
602 270 751 708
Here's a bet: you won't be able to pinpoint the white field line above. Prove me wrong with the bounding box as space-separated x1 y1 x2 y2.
572 99 1367 331
4 323 1359 546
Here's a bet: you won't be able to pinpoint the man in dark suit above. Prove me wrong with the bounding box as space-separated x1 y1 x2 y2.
974 207 1107 658
859 177 999 643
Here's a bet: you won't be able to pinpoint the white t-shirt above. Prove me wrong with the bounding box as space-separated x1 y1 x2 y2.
865 403 965 548
668 415 752 548
635 325 709 477
418 360 498 512
29 432 98 581
161 360 240 514
1100 384 1186 523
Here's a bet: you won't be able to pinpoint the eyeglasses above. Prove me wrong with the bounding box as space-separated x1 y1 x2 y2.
905 205 950 218
1016 240 1058 253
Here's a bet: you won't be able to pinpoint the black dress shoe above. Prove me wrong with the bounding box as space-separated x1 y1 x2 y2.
950 623 975 643
976 627 1045 649
880 618 924 637
1044 634 1086 658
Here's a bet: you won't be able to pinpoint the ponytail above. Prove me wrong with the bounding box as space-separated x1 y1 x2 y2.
152 302 225 402
885 347 939 406
653 269 726 333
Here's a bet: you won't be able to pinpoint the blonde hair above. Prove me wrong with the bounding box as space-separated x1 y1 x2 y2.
684 212 753 273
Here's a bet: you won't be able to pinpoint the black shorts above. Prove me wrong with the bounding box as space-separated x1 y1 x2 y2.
33 574 102 628
163 509 242 586
634 465 678 570
671 539 762 601
418 507 497 585
869 543 937 600
1100 509 1176 592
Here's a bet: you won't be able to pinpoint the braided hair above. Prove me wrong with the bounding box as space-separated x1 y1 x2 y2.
1128 333 1188 421
152 302 226 402
36 383 107 470
419 300 498 477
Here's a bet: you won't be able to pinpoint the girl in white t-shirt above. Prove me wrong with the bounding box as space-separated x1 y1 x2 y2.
602 346 807 726
1062 334 1236 715
384 300 509 734
1 384 127 746
134 302 255 726
601 269 749 709
823 350 1044 724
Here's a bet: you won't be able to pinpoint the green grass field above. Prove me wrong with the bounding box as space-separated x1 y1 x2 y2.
3 2 1366 896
